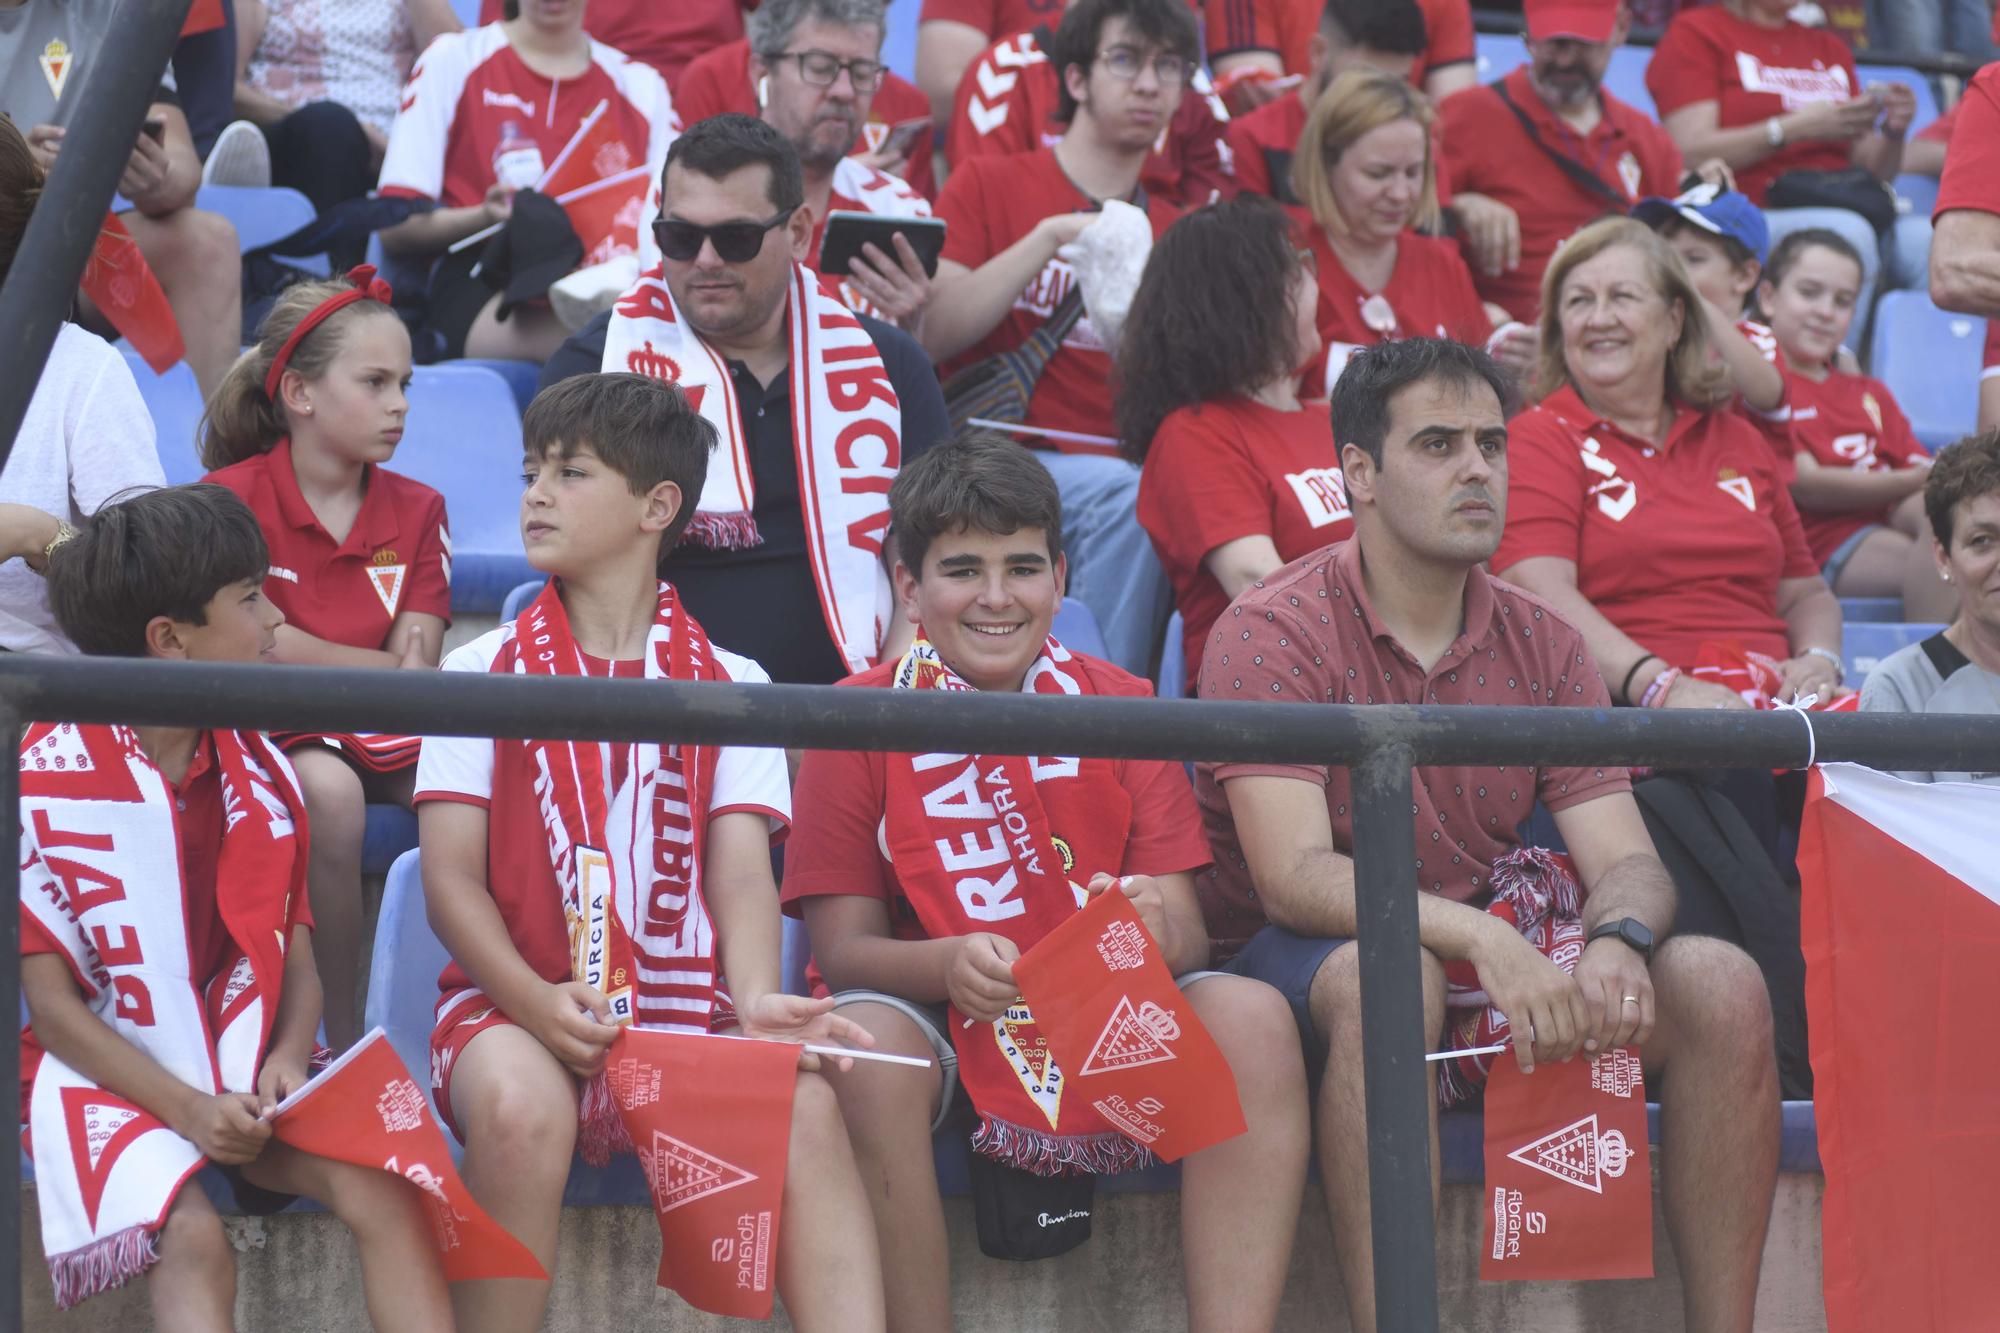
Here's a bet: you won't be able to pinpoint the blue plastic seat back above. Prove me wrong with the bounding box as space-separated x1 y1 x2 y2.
500 578 544 624
455 358 542 414
1052 599 1110 660
362 849 451 1102
1839 596 1903 624
1843 621 1945 682
1868 292 1985 450
194 184 317 254
1474 32 1527 84
1601 44 1655 116
398 364 536 612
1157 611 1187 699
119 351 207 484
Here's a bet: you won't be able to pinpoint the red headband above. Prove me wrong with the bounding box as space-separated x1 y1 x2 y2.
262 264 396 400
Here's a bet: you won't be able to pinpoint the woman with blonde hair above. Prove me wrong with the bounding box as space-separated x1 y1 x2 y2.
1495 216 1842 714
1290 66 1533 395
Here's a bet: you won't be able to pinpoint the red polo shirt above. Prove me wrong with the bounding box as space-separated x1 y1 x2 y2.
1937 63 2000 220
1494 384 1819 670
936 148 1179 447
205 441 453 649
1439 69 1685 322
1784 370 1926 564
1646 6 1858 205
1302 227 1490 396
1192 538 1629 959
672 38 937 199
1201 0 1475 86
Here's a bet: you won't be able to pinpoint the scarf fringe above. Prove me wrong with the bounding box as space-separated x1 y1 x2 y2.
47 1223 158 1310
1487 845 1581 923
577 1072 636 1167
679 510 763 552
972 1115 1157 1177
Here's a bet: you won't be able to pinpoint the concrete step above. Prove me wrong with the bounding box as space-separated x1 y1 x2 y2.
22 1165 1825 1331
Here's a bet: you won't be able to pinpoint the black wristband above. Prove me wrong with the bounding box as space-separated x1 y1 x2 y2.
1619 655 1661 705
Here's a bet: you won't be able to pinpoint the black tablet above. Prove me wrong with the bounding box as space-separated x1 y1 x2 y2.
818 211 948 278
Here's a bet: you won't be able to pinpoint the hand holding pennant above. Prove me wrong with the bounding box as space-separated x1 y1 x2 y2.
1479 1048 1652 1280
1011 888 1247 1162
266 1029 545 1282
605 1028 798 1320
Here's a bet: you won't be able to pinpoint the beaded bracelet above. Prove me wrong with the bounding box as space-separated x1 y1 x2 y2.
1640 667 1682 709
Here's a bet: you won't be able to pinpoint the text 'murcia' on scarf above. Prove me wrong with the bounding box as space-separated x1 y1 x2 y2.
505 580 726 1162
601 258 898 676
19 723 307 1308
883 634 1149 1174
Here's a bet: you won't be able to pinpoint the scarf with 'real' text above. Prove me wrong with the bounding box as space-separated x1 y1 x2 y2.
505 580 723 1161
20 723 306 1308
601 259 899 675
883 635 1148 1174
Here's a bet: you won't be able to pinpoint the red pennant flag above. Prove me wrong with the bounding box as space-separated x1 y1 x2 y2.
181 0 226 35
267 1029 545 1283
80 214 183 374
1011 889 1247 1162
538 99 639 198
1801 764 2000 1331
1480 1050 1652 1280
557 168 650 266
606 1029 798 1319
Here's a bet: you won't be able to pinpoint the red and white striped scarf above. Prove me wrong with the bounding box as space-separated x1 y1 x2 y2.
19 723 307 1308
601 260 899 675
503 581 725 1160
883 634 1147 1174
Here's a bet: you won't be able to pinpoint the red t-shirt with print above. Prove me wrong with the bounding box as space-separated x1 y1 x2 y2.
1191 538 1630 960
1136 397 1348 692
1302 227 1491 397
1783 370 1926 564
1494 383 1820 667
1645 6 1859 204
936 148 1179 448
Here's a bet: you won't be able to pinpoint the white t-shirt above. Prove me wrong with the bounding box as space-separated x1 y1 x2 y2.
2 326 167 654
243 0 418 134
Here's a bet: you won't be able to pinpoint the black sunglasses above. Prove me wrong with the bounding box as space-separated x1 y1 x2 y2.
651 207 798 263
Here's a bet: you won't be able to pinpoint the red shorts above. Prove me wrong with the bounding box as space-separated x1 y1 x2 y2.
429 987 518 1140
277 732 422 774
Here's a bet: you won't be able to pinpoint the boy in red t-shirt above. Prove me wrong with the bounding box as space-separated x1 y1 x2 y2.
786 434 1308 1333
415 374 884 1333
25 484 450 1326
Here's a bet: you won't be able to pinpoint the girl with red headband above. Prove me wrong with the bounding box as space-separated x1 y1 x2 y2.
200 267 453 1052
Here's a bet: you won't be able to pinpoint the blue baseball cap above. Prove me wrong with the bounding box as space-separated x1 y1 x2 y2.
1631 183 1769 264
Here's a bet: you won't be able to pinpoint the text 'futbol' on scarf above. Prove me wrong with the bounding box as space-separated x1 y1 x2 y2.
883 634 1149 1175
602 258 899 675
19 723 307 1309
502 580 724 1161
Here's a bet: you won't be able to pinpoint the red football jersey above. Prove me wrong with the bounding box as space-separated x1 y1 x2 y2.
1439 69 1685 323
1495 384 1819 668
476 0 748 84
947 30 1232 207
936 147 1179 448
205 442 453 648
378 24 677 209
1136 397 1350 692
1784 370 1926 563
1201 0 1475 85
672 38 937 199
1646 6 1858 205
1302 227 1491 397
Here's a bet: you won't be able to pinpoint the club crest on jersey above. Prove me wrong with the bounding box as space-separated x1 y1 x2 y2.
1615 152 1642 201
40 39 71 100
1715 469 1757 511
995 1003 1064 1128
367 549 407 617
1862 391 1883 432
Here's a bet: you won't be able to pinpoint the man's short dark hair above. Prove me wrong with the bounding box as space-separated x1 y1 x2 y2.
1321 0 1428 56
662 113 805 216
1925 428 2000 549
889 430 1065 573
46 484 269 658
1329 338 1515 468
523 373 718 547
1050 0 1201 124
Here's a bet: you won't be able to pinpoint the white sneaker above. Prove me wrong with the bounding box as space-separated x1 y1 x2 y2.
202 120 271 189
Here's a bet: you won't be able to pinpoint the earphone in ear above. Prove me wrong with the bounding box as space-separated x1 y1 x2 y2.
757 75 769 108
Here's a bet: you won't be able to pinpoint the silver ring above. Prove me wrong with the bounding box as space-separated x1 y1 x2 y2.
1621 995 1641 1006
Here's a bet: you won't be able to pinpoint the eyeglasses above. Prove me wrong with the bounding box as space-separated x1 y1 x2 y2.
652 208 798 263
1095 45 1189 85
774 50 884 92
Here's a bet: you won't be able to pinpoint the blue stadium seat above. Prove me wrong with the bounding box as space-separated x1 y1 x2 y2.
500 577 544 623
194 184 317 254
398 364 535 613
1895 173 1940 219
882 0 919 82
1157 610 1186 699
362 849 451 1110
1840 596 1904 623
1473 32 1527 84
119 350 207 483
1601 44 1655 116
456 359 542 414
1869 291 1985 450
1053 598 1110 659
1856 64 1939 136
363 805 418 876
1844 621 1944 681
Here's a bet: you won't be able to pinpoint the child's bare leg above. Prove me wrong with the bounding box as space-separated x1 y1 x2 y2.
147 1184 236 1333
819 1002 947 1333
777 1071 887 1333
448 1024 579 1333
290 746 366 1050
243 1140 451 1332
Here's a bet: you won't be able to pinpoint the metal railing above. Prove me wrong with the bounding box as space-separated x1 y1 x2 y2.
6 654 2000 1328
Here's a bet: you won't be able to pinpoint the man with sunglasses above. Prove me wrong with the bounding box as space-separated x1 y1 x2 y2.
923 0 1195 675
540 115 949 689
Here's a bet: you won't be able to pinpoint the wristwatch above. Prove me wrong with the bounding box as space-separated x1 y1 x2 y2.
1588 917 1654 964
